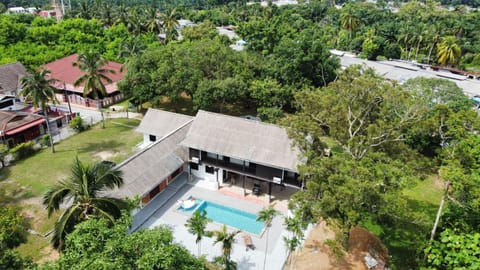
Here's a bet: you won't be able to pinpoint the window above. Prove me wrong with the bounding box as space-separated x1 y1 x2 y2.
149 185 160 199
56 119 63 128
171 167 183 178
223 156 230 163
205 166 215 174
190 162 198 170
149 134 156 142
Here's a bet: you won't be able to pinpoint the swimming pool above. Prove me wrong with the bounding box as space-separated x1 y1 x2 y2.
178 198 264 234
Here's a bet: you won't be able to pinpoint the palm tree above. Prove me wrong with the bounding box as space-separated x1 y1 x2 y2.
437 36 461 67
213 225 240 269
340 6 360 47
185 209 211 256
144 7 161 34
257 204 279 270
43 157 128 250
73 51 115 128
160 8 179 43
20 69 58 153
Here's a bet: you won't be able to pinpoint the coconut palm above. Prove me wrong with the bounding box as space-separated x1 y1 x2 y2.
437 36 461 67
20 69 58 153
213 225 240 269
43 157 128 250
185 209 211 256
340 6 360 46
73 51 115 128
160 8 179 43
257 204 279 270
144 7 161 34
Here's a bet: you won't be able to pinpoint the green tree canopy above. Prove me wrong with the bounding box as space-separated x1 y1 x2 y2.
39 215 207 269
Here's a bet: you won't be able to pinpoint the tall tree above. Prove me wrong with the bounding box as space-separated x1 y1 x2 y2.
43 157 128 250
185 209 211 256
73 51 115 128
437 36 461 67
160 8 179 43
288 65 427 160
213 225 240 270
256 204 279 270
20 68 58 153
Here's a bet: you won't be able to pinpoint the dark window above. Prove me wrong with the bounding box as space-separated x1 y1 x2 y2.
190 162 198 170
205 166 214 174
56 119 63 128
223 156 230 163
149 134 156 142
149 185 160 198
171 167 182 178
0 99 14 109
249 162 257 169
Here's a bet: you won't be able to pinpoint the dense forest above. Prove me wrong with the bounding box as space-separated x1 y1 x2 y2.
1 0 480 269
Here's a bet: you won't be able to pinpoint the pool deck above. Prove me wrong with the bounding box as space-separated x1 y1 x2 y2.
138 183 293 270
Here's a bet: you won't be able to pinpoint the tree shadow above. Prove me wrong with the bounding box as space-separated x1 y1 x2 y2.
76 140 123 154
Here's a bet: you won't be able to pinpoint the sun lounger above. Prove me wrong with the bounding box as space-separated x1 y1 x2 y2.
243 234 255 251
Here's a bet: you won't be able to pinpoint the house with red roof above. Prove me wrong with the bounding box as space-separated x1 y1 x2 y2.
0 111 46 147
42 54 126 109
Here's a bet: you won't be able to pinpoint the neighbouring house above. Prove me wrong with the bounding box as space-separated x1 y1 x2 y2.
0 111 46 147
38 10 56 18
0 62 28 97
107 109 301 230
42 54 126 109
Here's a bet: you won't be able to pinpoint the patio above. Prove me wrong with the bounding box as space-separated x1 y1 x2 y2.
138 183 295 270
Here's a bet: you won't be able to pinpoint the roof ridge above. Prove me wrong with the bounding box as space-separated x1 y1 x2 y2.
197 110 286 130
149 108 194 118
116 118 193 169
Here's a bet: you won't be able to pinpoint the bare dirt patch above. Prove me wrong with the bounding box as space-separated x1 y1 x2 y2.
93 150 116 160
36 245 59 264
287 221 366 270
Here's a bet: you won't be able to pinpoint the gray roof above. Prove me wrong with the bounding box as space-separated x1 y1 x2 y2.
0 63 28 95
109 121 192 199
337 54 480 97
136 108 193 138
181 110 300 172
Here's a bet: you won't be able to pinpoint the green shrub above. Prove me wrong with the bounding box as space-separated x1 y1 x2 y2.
40 134 51 147
69 116 86 132
9 141 36 161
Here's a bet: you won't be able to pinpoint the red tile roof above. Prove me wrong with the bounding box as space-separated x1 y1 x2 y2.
42 54 126 95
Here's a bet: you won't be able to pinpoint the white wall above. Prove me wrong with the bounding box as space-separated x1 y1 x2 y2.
190 163 222 190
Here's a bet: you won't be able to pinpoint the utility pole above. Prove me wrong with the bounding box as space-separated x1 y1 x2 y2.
430 181 450 241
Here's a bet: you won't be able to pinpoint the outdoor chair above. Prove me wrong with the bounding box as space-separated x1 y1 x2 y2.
243 234 255 251
252 183 261 196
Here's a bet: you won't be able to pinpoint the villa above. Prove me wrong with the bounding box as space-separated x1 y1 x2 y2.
105 108 301 269
110 108 301 211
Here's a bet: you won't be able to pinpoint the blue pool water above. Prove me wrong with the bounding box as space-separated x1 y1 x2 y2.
178 198 264 234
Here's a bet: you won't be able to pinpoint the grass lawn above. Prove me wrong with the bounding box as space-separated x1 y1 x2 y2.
383 176 444 269
1 118 142 263
0 118 142 197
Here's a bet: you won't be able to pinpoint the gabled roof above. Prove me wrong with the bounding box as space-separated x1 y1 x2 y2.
109 120 193 199
0 111 45 136
181 110 300 172
0 63 28 95
42 54 126 95
136 108 194 138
